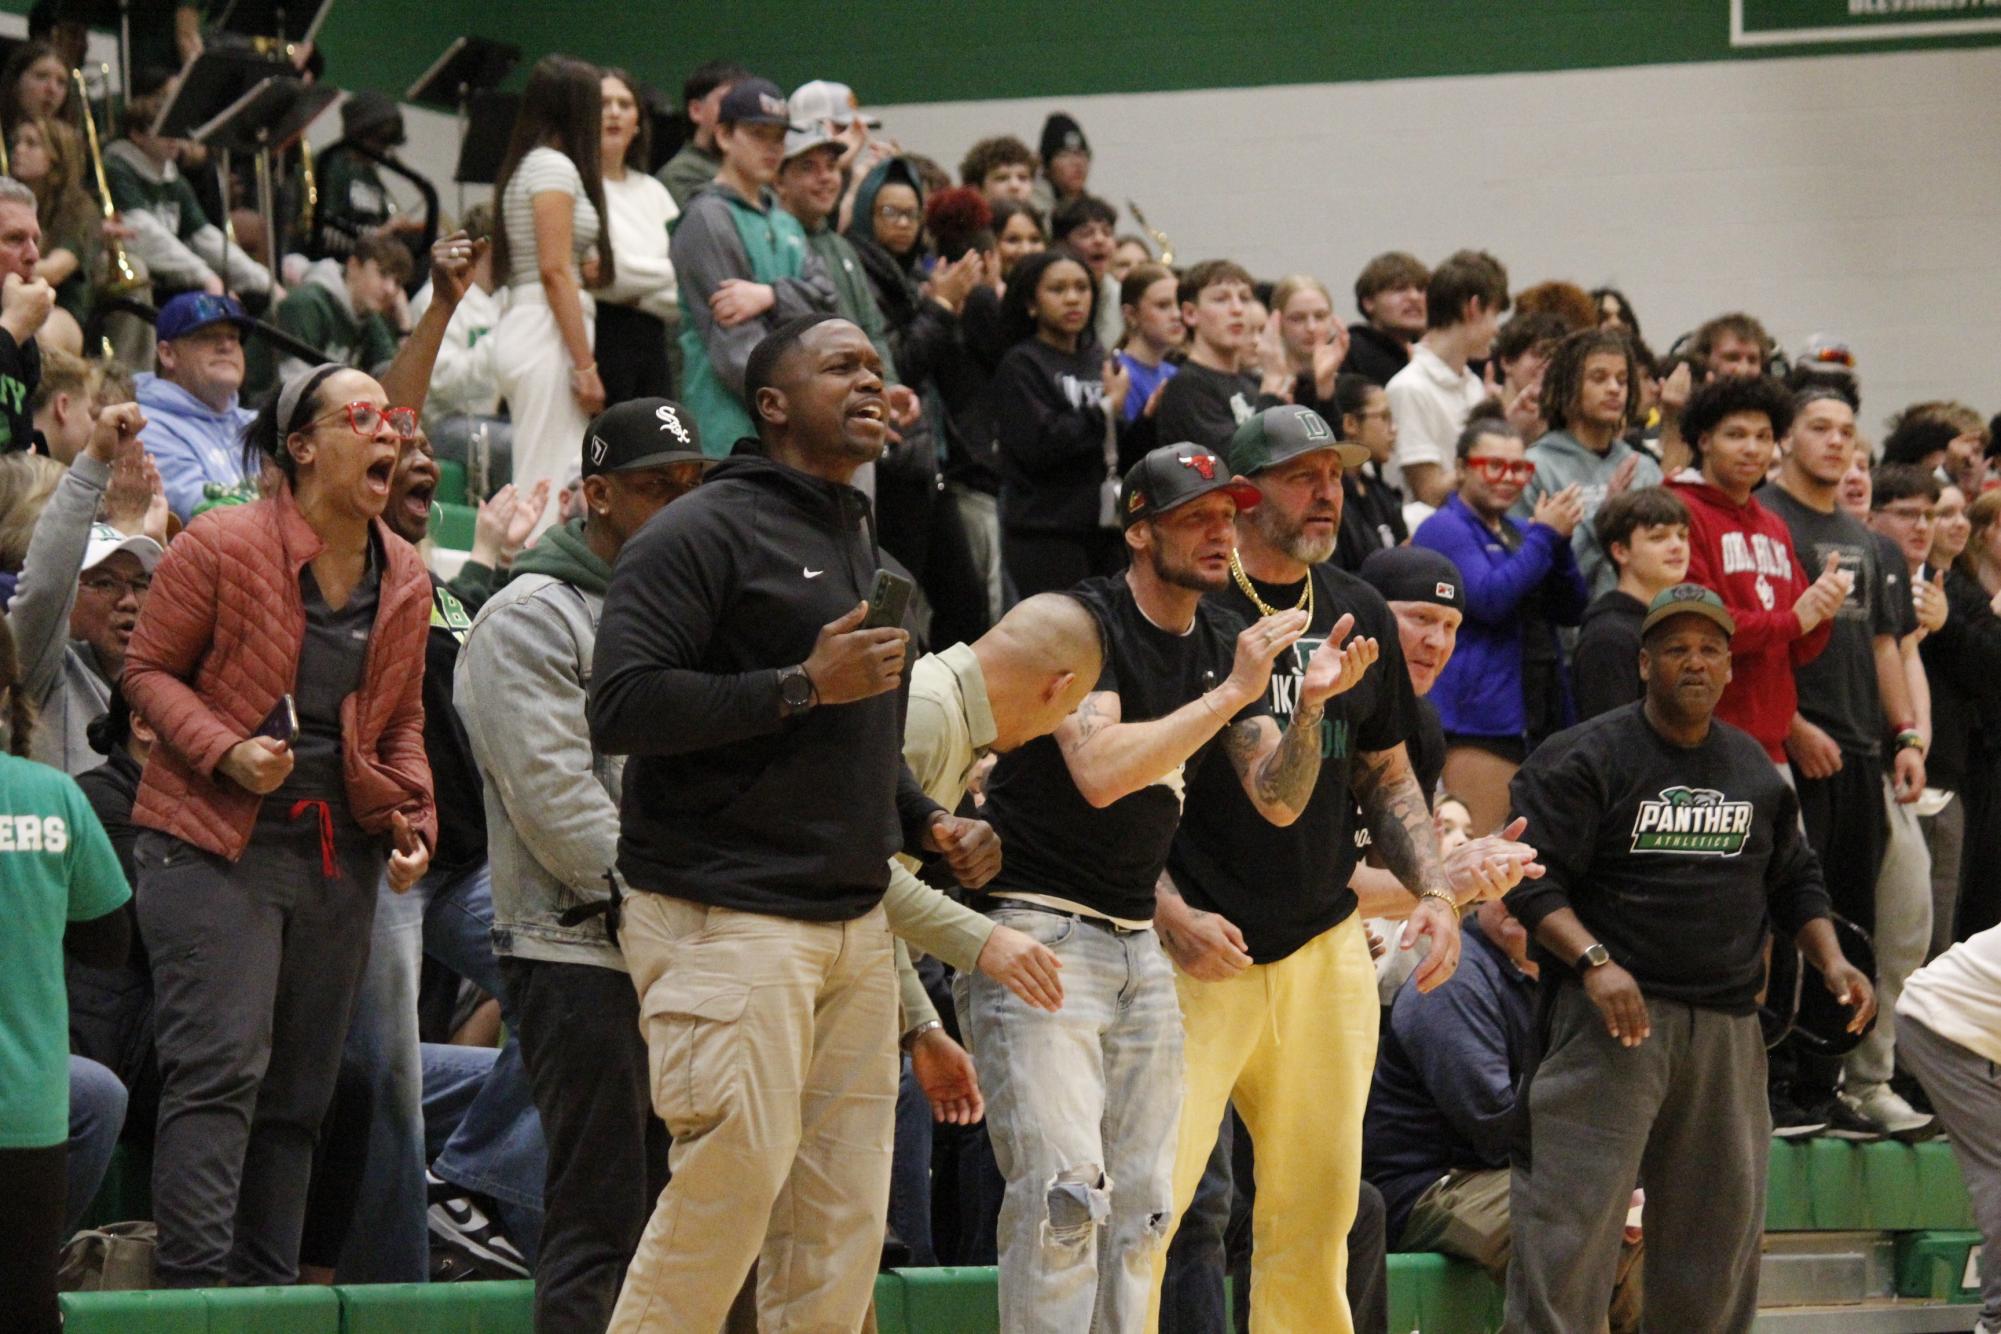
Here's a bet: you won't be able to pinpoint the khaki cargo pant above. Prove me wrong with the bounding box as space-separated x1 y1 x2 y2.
609 893 898 1333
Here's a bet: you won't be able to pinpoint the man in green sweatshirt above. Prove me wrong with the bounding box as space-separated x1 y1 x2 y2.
668 78 835 454
263 233 412 389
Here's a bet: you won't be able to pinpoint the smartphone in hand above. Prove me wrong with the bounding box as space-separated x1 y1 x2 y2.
255 694 299 747
863 569 914 631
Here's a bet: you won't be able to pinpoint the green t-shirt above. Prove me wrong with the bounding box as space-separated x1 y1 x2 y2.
0 752 129 1148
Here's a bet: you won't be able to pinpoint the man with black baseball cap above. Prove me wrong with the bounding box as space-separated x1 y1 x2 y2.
455 397 711 1329
1152 408 1534 1332
671 74 837 455
965 438 1360 1331
1502 583 1876 1333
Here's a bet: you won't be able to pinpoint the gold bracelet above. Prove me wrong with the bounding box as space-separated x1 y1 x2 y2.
571 362 598 377
1199 691 1229 723
1417 887 1459 913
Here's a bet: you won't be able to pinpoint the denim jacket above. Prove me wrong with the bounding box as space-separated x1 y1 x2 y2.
454 528 625 970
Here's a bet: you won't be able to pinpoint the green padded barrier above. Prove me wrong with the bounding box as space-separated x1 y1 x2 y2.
1765 1138 1974 1231
890 1266 1001 1332
61 1289 208 1334
203 1286 340 1333
872 1271 909 1334
338 1280 535 1332
1896 1230 1984 1300
433 500 476 551
78 1140 152 1230
1385 1251 1506 1333
435 457 469 507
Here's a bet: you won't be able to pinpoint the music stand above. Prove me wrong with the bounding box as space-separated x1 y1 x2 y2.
50 0 179 106
209 0 335 46
454 90 519 187
157 63 336 297
408 37 519 213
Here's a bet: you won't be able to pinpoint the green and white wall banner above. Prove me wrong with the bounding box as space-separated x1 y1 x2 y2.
1735 0 2001 47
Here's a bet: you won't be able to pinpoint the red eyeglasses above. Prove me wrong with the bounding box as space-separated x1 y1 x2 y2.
1465 456 1537 483
303 401 420 440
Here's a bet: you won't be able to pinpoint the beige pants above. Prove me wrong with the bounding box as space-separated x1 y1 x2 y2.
609 893 898 1334
1405 1166 1645 1333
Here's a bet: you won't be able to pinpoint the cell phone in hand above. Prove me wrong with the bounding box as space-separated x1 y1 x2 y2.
255 694 298 747
863 569 914 631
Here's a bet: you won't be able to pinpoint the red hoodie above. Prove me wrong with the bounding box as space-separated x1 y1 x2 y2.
1669 478 1834 761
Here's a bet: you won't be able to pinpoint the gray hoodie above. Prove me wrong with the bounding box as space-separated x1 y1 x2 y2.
10 454 113 775
455 519 627 969
1512 429 1664 596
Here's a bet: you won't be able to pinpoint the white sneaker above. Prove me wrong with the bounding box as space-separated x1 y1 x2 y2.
1842 1084 1940 1143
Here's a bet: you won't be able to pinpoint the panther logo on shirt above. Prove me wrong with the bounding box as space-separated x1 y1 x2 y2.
1630 786 1753 856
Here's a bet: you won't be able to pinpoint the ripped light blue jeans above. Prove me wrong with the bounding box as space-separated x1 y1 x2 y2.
957 905 1184 1334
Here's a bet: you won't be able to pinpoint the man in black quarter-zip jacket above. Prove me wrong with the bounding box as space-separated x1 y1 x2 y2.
591 313 996 1333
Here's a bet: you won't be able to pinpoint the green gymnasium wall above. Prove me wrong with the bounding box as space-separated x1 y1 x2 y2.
295 0 2001 105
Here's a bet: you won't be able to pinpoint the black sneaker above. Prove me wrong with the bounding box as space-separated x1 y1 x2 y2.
427 1170 530 1279
1816 1096 1887 1142
1770 1087 1828 1139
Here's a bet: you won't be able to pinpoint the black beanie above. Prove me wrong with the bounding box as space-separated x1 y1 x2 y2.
1359 546 1467 614
1039 111 1089 165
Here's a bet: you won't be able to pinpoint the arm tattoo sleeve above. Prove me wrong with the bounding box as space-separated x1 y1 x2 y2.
1351 744 1447 897
1226 704 1326 818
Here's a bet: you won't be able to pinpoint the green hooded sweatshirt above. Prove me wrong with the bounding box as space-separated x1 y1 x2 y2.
509 517 610 596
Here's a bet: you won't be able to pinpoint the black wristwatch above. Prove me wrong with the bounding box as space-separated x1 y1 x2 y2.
1578 942 1611 971
778 664 816 718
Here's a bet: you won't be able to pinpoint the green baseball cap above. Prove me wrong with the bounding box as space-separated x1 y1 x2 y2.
1226 405 1368 477
1641 583 1737 639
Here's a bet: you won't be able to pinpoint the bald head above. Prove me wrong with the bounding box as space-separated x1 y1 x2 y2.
973 593 1105 752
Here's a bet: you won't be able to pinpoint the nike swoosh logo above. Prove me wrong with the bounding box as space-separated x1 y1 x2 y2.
804 568 824 579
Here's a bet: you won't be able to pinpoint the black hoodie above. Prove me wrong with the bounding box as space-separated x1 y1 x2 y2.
589 452 943 920
1571 588 1647 722
1344 322 1411 389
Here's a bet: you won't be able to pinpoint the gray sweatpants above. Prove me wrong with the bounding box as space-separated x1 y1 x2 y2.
1896 1015 2001 1325
1507 985 1769 1334
136 819 381 1287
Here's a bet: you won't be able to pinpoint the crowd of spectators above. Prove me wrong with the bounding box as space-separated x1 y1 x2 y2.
3 34 2001 1334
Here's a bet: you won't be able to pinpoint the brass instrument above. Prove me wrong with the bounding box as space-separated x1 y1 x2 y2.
73 68 143 293
1126 199 1173 267
296 135 318 236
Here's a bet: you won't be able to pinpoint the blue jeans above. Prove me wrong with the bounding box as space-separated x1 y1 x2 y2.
65 1056 128 1236
337 862 546 1282
890 1056 937 1266
957 907 1184 1334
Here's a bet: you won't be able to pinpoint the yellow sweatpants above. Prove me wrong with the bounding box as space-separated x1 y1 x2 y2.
1148 913 1380 1333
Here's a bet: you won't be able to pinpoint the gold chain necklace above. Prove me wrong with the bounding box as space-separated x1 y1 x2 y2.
1229 549 1314 620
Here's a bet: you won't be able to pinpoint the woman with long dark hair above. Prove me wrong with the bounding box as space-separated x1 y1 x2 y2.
122 364 435 1287
991 247 1133 598
594 67 678 405
0 41 71 140
490 55 612 535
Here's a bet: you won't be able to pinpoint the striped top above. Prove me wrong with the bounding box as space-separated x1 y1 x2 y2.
500 147 600 289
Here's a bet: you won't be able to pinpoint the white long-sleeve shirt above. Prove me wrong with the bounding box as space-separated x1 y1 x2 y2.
409 281 504 423
1899 923 2001 1065
597 171 678 323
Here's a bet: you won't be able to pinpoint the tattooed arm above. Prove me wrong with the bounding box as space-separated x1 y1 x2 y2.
1352 740 1466 992
1220 701 1326 827
1054 688 1244 808
1350 742 1449 896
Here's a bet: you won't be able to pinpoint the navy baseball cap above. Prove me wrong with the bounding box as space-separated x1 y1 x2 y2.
717 78 797 129
1120 443 1261 529
157 292 254 342
1359 546 1466 613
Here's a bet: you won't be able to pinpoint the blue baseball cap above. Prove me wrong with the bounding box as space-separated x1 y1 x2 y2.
157 292 254 342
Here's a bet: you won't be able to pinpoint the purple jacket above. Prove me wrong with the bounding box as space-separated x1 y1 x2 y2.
1412 493 1588 739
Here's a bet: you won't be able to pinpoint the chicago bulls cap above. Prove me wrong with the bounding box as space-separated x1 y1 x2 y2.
1120 443 1262 529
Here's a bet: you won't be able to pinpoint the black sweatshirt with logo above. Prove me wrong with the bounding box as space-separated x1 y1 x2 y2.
589 453 942 920
1504 702 1830 1012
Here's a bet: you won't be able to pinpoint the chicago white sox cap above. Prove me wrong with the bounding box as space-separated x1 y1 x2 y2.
582 399 713 477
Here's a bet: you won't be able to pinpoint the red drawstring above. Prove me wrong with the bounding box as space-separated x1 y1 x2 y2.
289 799 338 878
